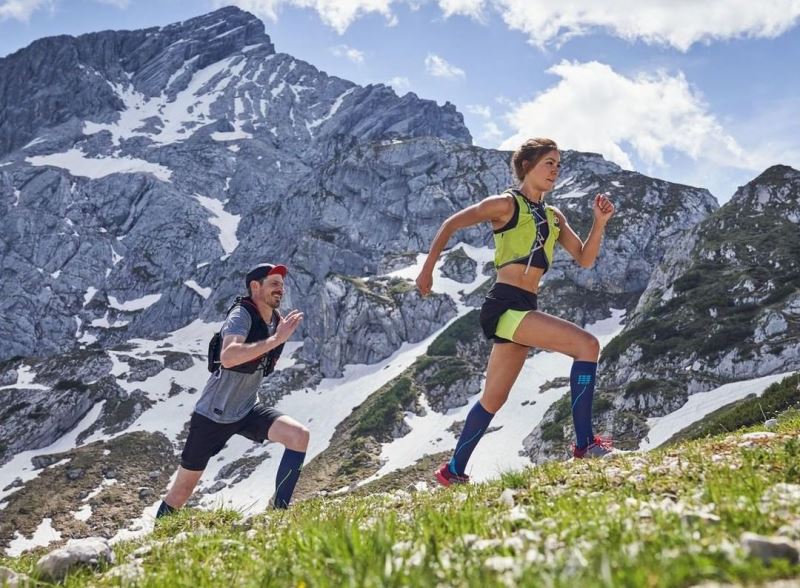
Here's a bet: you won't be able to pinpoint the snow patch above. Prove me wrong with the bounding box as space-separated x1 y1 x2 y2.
639 371 797 450
194 194 240 255
185 280 212 299
0 364 48 392
308 87 355 131
5 517 62 557
108 293 162 312
26 149 172 182
73 503 92 522
83 56 247 146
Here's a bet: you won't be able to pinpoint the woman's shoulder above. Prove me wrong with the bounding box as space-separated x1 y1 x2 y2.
482 191 517 209
546 204 567 222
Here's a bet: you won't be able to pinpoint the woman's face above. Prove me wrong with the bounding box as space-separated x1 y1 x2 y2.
525 149 560 192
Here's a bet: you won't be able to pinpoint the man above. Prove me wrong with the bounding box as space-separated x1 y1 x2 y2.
157 263 307 516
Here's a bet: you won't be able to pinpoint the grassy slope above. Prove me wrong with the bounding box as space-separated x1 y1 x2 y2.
4 413 800 587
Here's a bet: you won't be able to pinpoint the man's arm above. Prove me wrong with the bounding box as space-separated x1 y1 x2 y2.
219 309 303 369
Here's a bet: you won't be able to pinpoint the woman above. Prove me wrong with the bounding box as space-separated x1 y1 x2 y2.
416 138 616 486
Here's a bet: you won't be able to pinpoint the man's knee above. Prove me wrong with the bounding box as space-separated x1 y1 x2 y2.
276 422 311 451
285 424 310 451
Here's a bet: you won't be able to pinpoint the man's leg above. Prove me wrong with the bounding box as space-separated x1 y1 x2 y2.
267 416 310 509
158 412 234 518
159 467 204 517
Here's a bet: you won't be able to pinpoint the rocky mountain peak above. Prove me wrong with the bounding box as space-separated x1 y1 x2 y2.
729 164 800 213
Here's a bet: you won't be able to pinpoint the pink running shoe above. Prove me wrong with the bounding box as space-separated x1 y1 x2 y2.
573 435 617 459
434 463 470 487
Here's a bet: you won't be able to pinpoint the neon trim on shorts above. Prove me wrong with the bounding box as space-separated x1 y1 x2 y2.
495 309 530 341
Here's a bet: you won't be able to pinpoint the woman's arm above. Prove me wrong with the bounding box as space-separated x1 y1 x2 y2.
555 193 615 269
416 195 513 296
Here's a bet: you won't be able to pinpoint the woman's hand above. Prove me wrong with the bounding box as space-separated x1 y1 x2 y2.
416 267 434 297
593 193 615 225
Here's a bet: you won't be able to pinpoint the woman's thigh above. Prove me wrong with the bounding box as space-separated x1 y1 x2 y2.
511 311 599 361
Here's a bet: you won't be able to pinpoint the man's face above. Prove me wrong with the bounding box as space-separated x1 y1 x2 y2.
256 274 284 309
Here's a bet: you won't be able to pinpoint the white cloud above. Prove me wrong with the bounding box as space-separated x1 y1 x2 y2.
387 76 411 93
499 60 749 172
492 0 800 51
424 53 465 80
330 44 364 64
214 0 395 34
465 104 504 146
438 0 485 19
0 0 51 21
465 104 491 118
0 0 127 21
218 0 800 49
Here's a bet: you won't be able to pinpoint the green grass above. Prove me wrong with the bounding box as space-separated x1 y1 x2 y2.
4 411 800 587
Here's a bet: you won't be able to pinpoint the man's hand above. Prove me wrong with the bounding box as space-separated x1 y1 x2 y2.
275 309 303 343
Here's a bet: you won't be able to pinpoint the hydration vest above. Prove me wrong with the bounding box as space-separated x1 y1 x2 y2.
207 296 284 377
493 189 561 271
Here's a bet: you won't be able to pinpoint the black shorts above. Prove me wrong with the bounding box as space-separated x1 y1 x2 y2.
478 282 538 344
180 404 284 471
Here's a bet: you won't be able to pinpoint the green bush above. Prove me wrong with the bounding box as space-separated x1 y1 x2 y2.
353 377 415 439
541 421 565 442
427 310 480 356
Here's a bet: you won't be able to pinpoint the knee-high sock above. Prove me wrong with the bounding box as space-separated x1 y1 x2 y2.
274 449 306 509
571 360 598 449
156 500 176 519
448 401 495 476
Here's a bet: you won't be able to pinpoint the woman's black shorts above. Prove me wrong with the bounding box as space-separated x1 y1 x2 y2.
478 282 538 344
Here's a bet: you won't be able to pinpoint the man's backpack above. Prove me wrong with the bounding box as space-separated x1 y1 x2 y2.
207 296 284 377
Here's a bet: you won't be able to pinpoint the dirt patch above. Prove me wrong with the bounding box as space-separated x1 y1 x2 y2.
0 431 178 553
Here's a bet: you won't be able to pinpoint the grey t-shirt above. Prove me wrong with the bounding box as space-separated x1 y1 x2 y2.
194 306 273 423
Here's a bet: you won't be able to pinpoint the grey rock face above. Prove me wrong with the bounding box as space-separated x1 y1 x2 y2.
158 351 194 371
0 7 273 156
440 247 477 283
418 356 484 412
306 274 458 377
36 537 115 581
118 356 163 382
214 453 271 484
603 165 800 416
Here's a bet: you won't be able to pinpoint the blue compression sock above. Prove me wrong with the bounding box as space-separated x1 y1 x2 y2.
448 401 495 476
571 361 598 449
274 449 306 509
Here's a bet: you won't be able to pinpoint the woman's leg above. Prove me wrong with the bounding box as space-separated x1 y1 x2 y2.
511 311 601 450
447 342 529 477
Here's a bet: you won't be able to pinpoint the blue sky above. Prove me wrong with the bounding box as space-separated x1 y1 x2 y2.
2 0 800 203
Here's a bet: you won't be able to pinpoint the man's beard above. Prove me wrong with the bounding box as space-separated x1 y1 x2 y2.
265 293 281 310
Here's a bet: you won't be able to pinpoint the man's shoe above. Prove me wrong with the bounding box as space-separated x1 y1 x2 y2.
573 435 617 459
434 463 470 487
